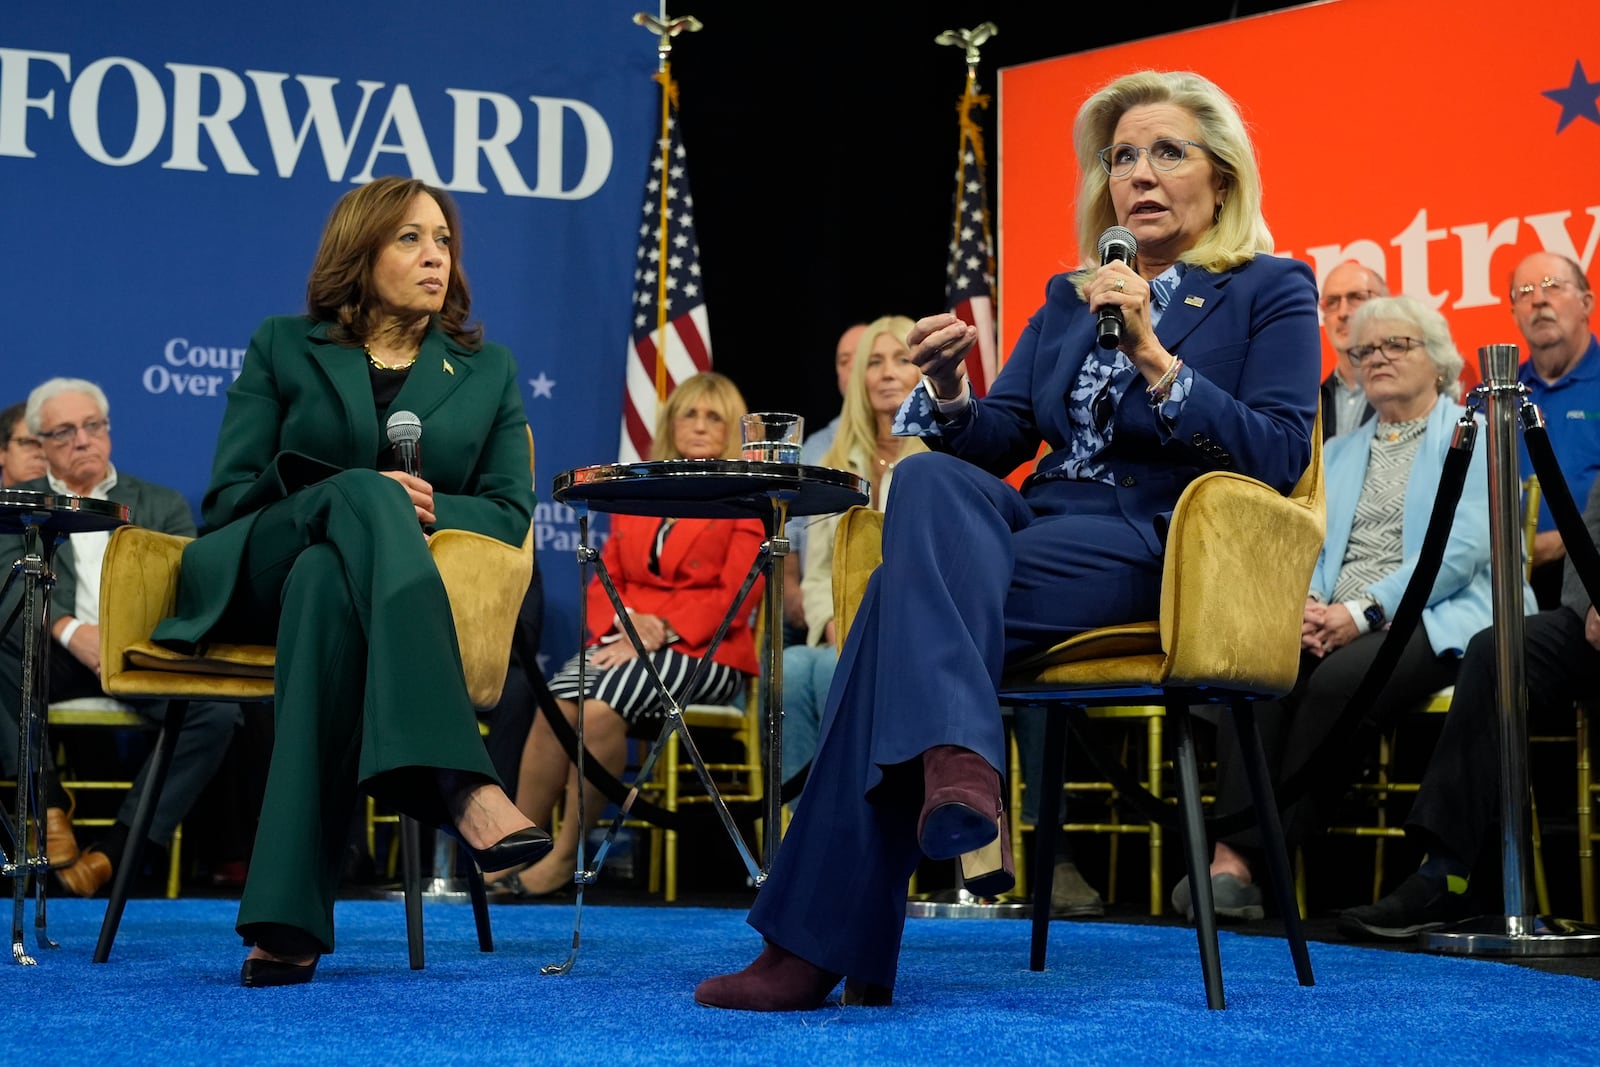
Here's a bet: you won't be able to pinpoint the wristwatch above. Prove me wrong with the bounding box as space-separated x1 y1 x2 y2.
1362 596 1386 630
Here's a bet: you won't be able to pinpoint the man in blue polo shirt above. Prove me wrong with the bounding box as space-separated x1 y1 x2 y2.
1513 251 1600 608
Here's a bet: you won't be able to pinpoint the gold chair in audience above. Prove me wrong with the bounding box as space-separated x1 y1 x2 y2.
91 428 536 964
48 697 184 899
1577 700 1600 923
830 416 1326 1008
1005 706 1167 915
658 669 764 902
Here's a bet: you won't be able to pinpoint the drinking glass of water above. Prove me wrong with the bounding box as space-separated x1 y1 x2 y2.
740 412 804 463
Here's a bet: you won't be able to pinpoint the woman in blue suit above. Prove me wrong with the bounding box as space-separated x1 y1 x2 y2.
154 178 551 986
696 70 1322 1011
1175 294 1535 922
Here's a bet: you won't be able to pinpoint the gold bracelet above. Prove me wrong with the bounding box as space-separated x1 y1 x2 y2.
1146 358 1183 406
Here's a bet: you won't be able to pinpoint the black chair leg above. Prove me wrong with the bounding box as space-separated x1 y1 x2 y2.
1232 701 1314 986
1029 706 1069 971
400 815 424 970
464 861 493 952
1171 701 1225 1010
94 699 187 964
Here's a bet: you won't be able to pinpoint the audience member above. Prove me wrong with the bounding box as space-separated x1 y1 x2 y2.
149 176 550 986
497 371 764 899
1339 475 1600 940
782 316 928 797
785 323 869 652
0 378 244 898
800 323 869 467
1172 296 1531 920
1318 260 1388 440
0 402 48 487
695 69 1320 1011
1509 252 1599 608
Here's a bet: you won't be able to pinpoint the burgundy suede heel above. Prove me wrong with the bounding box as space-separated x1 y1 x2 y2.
695 943 842 1011
918 745 1002 862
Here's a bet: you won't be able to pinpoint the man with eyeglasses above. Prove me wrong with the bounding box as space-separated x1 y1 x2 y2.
1508 251 1600 609
1318 260 1389 440
0 378 243 898
0 402 48 488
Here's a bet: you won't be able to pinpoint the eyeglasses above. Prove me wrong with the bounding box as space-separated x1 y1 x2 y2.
1096 139 1206 178
6 434 43 452
1348 337 1426 366
1510 277 1576 305
37 417 110 447
1321 290 1377 312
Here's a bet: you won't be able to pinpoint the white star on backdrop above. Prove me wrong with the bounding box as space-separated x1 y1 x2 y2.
528 372 556 399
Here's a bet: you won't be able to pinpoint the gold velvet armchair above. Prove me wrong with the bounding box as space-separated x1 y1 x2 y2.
832 416 1325 1010
91 431 536 965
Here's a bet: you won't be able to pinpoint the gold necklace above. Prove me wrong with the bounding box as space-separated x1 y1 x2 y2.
364 343 418 371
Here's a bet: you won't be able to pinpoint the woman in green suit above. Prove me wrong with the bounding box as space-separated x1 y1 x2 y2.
154 177 551 987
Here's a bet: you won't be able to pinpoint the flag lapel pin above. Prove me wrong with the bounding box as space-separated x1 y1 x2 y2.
1184 295 1205 308
443 359 454 375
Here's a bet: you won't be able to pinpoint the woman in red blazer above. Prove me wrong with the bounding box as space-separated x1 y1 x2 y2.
496 372 765 897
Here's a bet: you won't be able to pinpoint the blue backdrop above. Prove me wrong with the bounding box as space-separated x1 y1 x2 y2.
3 2 660 666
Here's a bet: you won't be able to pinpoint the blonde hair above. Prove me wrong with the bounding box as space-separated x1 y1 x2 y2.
651 371 748 461
821 315 930 478
1070 70 1272 285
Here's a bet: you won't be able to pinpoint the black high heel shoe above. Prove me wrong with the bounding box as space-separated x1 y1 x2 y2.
240 955 319 987
444 824 553 873
239 922 322 987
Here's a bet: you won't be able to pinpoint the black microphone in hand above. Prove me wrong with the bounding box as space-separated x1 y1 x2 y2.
386 410 430 532
1096 225 1138 350
386 410 423 477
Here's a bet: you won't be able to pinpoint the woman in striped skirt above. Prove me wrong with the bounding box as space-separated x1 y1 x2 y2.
495 372 765 897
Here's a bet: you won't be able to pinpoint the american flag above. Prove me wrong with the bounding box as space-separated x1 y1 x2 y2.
946 91 998 397
619 100 711 464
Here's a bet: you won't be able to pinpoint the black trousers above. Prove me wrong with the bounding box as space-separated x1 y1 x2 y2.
1215 624 1457 853
1407 608 1599 866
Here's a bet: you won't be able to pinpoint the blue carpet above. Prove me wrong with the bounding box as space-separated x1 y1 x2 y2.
6 898 1598 1065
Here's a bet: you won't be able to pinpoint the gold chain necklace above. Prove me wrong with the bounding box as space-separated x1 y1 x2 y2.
364 343 418 371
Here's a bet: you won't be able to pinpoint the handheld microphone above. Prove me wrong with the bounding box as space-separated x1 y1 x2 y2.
386 410 422 478
1096 226 1138 350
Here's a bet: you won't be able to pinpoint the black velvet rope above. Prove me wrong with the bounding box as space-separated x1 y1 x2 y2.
1523 419 1600 613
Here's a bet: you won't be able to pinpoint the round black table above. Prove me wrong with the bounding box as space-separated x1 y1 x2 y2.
552 458 869 519
0 489 129 965
542 461 866 970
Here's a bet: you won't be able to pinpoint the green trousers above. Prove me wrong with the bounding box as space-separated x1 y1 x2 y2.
226 470 498 952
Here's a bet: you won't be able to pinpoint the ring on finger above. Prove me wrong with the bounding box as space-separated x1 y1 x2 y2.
1113 277 1126 292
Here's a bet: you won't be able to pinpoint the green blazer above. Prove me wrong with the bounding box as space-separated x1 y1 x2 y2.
155 315 534 645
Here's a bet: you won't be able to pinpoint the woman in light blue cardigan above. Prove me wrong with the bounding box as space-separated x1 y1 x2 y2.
1172 293 1536 921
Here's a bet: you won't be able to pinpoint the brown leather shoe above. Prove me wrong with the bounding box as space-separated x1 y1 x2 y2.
55 849 112 898
45 808 80 869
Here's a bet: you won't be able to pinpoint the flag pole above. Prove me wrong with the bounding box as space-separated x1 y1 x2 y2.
940 23 997 288
934 22 1001 398
634 11 703 405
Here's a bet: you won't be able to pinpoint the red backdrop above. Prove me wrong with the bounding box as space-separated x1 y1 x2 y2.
996 0 1600 388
